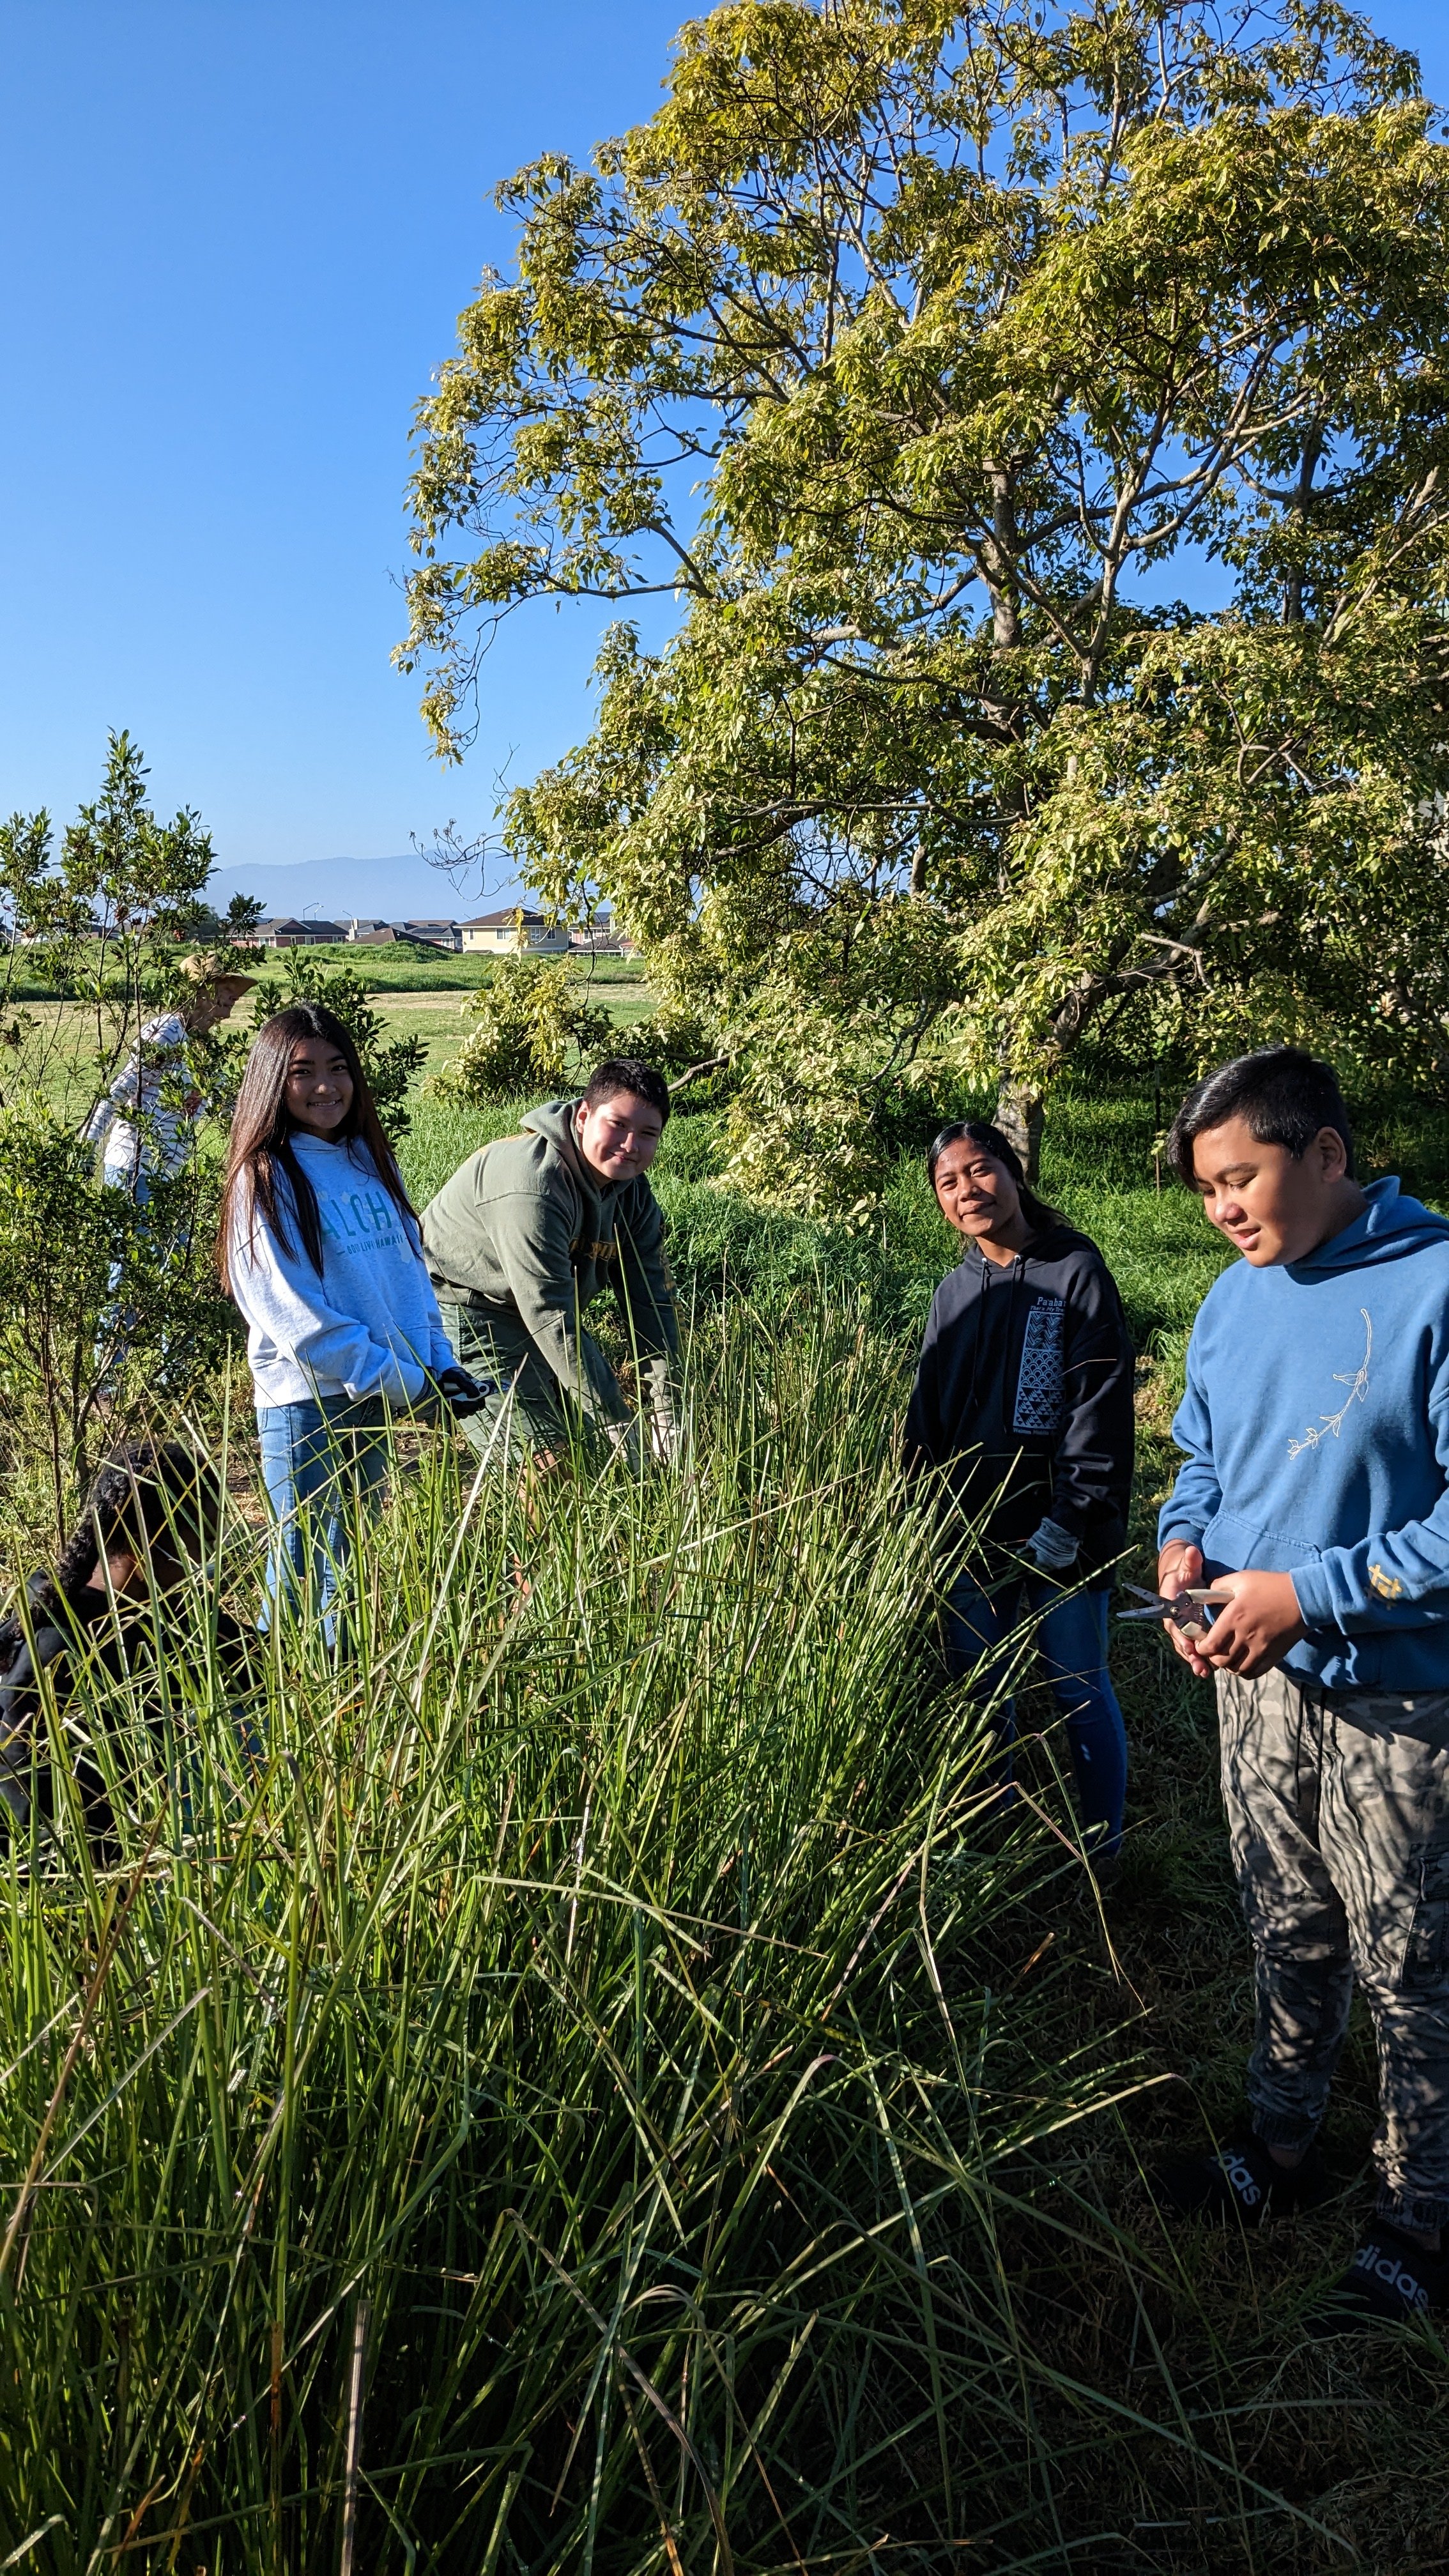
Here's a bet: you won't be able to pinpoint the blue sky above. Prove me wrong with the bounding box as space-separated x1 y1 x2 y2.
0 0 1445 908
0 0 685 902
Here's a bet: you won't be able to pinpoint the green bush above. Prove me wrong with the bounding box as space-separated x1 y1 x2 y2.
0 1100 234 1538
425 953 614 1104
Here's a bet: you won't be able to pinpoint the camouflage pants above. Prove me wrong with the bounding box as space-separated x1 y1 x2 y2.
1218 1666 1449 2234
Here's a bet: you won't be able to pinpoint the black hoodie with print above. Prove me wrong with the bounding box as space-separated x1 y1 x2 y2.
903 1223 1135 1582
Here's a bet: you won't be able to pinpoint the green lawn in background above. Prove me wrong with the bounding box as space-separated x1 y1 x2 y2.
259 941 652 994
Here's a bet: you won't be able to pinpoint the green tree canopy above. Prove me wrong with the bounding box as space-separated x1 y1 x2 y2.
401 0 1449 1196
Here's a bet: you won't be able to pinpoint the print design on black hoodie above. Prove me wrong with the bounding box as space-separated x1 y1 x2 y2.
1013 1298 1065 1433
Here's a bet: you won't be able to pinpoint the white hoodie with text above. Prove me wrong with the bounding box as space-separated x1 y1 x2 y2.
228 1133 454 1409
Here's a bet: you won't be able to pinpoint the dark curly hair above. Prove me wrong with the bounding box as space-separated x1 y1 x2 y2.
1 1443 224 1648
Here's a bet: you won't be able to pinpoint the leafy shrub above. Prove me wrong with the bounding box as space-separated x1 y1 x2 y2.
625 994 719 1081
0 1100 233 1537
426 953 613 1103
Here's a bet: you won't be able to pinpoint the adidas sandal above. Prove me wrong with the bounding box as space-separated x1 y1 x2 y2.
1308 2221 1448 2334
1151 2132 1328 2227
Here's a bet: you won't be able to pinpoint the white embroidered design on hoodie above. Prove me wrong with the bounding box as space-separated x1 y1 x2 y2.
1014 1296 1065 1434
1287 1307 1372 1458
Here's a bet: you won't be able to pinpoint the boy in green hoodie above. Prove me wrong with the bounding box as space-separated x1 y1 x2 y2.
420 1057 678 1473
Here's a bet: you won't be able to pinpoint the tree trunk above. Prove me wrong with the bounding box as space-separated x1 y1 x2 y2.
993 1083 1044 1183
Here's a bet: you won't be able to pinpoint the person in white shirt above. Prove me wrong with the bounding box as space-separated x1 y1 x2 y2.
84 956 256 1194
217 1002 487 1628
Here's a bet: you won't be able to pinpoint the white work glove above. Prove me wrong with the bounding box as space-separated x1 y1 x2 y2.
1025 1516 1080 1575
605 1418 647 1473
646 1361 681 1466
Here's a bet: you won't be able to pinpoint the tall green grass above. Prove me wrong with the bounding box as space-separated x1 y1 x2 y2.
7 1086 1443 2568
0 1292 1349 2573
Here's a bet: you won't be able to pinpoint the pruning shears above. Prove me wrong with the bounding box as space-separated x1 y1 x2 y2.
1117 1583 1230 1642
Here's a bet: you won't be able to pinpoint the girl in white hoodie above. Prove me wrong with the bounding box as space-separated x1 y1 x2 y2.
219 1003 474 1625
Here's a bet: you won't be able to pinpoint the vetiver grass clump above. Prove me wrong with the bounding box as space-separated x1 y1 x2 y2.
7 1087 1449 2568
0 1300 1178 2572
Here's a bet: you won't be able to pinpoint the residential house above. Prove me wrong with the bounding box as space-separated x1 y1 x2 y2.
399 919 462 952
253 916 346 948
459 908 571 956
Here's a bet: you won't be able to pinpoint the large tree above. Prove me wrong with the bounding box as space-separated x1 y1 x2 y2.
400 0 1449 1195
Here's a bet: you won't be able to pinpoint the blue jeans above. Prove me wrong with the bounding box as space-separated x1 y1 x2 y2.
98 1166 152 1377
944 1574 1128 1859
98 1167 195 1383
256 1395 389 1636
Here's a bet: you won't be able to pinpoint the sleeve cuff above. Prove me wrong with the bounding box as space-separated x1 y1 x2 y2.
1288 1560 1336 1629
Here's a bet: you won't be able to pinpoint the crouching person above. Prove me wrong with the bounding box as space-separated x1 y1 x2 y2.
1153 1047 1449 2328
421 1057 679 1481
0 1442 254 1859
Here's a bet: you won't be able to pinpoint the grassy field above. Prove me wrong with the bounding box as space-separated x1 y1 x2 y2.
9 964 657 1119
370 969 657 1085
2 1078 1448 2570
263 943 653 997
1 945 654 1001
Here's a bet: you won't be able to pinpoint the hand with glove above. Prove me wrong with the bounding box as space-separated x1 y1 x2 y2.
1025 1516 1080 1577
644 1358 682 1466
604 1417 647 1472
431 1363 496 1420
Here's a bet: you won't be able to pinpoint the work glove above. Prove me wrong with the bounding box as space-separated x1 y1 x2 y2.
1025 1516 1079 1576
605 1418 648 1473
644 1358 682 1466
431 1363 497 1420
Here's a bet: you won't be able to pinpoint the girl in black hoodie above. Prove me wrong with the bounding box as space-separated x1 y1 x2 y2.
904 1121 1135 1859
0 1443 255 1854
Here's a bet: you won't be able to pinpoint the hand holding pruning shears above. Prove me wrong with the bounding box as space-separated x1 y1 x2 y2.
1147 1542 1307 1680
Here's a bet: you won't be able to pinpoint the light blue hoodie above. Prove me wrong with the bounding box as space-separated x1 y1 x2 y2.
1160 1177 1449 1691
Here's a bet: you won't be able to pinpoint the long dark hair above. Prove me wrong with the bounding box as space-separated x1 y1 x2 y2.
218 1004 417 1287
1 1443 224 1645
926 1119 1061 1234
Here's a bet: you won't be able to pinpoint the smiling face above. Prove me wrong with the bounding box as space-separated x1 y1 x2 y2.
574 1089 665 1183
1189 1114 1360 1265
284 1035 355 1139
931 1137 1030 1254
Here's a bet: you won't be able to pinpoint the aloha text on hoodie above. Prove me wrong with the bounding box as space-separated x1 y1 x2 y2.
228 1134 455 1409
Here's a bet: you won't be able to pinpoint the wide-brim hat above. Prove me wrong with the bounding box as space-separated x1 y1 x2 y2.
181 951 257 994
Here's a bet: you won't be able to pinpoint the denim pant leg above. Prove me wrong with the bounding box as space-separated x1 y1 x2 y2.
96 1167 150 1377
1032 1584 1129 1857
943 1576 1022 1784
256 1396 388 1634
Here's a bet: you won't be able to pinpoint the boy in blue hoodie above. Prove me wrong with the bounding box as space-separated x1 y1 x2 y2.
1154 1047 1449 2327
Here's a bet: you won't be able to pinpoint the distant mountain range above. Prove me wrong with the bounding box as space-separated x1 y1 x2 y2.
207 854 523 928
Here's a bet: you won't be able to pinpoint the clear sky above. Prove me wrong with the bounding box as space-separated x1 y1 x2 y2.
0 0 1445 893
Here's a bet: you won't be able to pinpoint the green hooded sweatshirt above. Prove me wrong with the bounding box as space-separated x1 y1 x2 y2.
419 1097 678 1427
